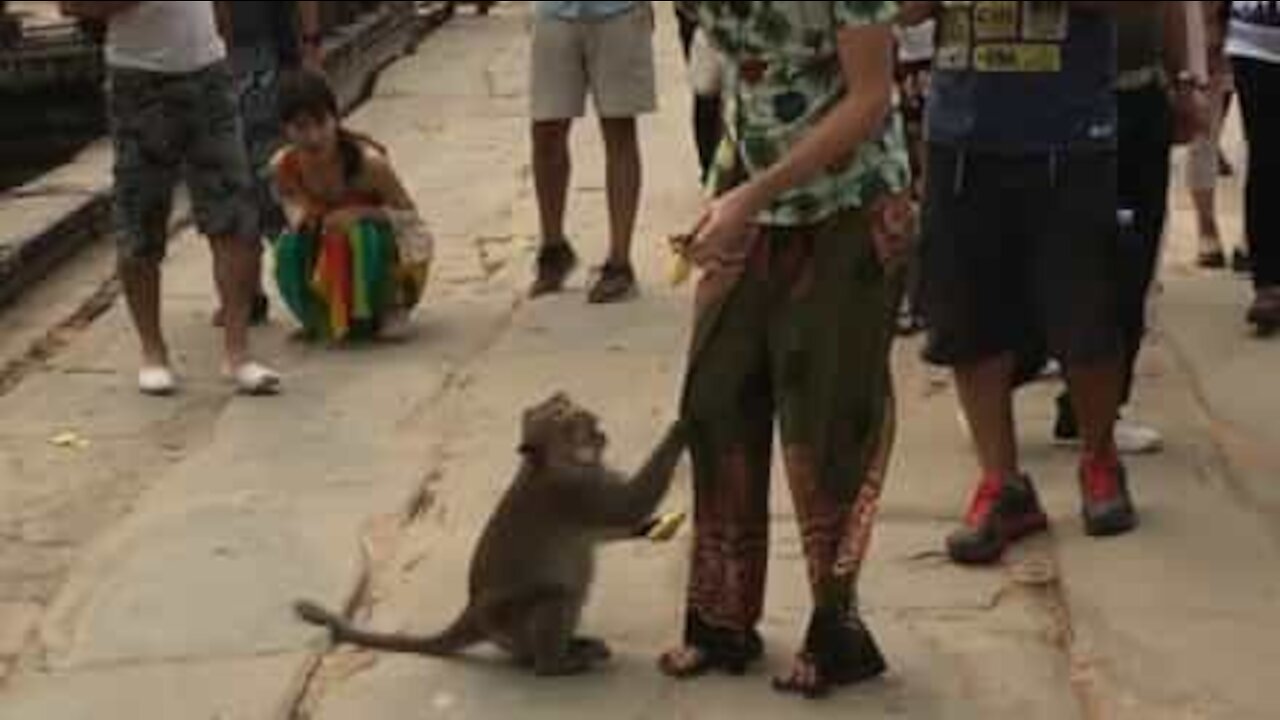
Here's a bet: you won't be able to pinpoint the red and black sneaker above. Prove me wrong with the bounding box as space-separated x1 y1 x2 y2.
946 474 1050 565
1080 455 1138 537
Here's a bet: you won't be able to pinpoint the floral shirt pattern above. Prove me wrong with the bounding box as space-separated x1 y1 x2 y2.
692 1 910 226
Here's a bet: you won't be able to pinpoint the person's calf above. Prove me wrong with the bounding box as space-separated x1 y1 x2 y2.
953 353 1020 479
600 116 641 267
531 120 573 245
118 255 168 366
1063 358 1124 461
1064 358 1137 536
210 236 263 367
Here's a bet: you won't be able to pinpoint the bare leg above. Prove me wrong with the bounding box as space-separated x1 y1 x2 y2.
600 117 641 267
1192 188 1223 249
954 353 1019 480
211 236 257 368
120 257 169 367
1064 359 1122 460
532 120 573 245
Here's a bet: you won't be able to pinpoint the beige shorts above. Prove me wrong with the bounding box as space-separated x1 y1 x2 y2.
530 4 657 121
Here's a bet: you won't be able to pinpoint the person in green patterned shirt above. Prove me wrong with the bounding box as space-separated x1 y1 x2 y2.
663 0 912 699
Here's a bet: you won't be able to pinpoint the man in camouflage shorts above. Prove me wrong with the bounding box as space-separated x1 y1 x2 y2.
61 0 280 396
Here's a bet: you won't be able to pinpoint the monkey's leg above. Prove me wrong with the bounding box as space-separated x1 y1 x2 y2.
526 596 592 677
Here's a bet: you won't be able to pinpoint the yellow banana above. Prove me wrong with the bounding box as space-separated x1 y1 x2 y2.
646 511 687 542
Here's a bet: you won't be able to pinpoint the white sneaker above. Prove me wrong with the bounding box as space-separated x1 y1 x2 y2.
1114 420 1163 455
138 365 177 396
224 361 282 396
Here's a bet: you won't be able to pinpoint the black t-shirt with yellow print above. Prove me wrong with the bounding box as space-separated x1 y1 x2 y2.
927 1 1118 153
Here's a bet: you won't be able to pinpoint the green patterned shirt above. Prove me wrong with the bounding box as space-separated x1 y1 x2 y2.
693 1 910 226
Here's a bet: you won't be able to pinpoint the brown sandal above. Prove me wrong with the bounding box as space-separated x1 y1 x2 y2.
658 613 765 679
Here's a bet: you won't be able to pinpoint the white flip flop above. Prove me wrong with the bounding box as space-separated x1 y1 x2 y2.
225 361 282 396
138 365 178 396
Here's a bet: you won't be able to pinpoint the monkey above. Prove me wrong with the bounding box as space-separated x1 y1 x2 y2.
294 392 689 677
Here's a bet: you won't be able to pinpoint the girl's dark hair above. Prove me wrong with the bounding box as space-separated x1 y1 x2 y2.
278 69 370 182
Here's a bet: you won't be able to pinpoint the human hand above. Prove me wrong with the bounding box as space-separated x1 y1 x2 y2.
687 185 765 272
322 208 363 235
1171 86 1211 146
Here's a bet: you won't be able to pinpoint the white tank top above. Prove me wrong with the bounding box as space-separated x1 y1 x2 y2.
106 1 226 74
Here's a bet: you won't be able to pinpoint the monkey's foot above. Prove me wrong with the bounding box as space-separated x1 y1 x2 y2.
571 636 612 662
534 652 593 677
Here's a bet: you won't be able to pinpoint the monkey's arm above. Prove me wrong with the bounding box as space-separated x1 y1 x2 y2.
564 422 688 529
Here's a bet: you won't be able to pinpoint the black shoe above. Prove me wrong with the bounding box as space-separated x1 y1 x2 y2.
946 474 1050 565
1232 248 1252 275
1053 393 1080 445
530 240 579 297
1198 249 1227 270
1247 290 1280 336
587 263 638 304
1080 457 1138 537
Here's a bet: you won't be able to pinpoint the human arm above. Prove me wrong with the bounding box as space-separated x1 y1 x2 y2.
297 1 324 72
1164 2 1212 143
320 148 416 231
213 1 232 43
271 150 322 233
690 17 902 268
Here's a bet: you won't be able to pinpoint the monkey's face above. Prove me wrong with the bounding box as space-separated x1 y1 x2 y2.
521 393 608 469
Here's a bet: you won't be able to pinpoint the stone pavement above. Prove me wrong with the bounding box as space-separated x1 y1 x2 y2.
0 5 1277 719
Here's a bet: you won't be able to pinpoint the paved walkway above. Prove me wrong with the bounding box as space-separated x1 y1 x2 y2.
0 6 1276 719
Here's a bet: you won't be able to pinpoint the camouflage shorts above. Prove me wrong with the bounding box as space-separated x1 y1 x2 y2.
107 61 259 261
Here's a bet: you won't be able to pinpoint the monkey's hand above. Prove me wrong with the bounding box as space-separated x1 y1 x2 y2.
562 421 690 530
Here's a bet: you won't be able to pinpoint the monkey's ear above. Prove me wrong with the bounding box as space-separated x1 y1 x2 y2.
518 442 543 465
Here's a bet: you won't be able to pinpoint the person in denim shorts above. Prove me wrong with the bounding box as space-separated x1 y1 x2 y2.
61 0 280 396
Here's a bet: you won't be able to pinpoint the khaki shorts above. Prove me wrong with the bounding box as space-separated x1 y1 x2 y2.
530 4 657 121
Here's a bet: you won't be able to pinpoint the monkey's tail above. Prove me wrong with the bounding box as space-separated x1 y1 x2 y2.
294 600 483 656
